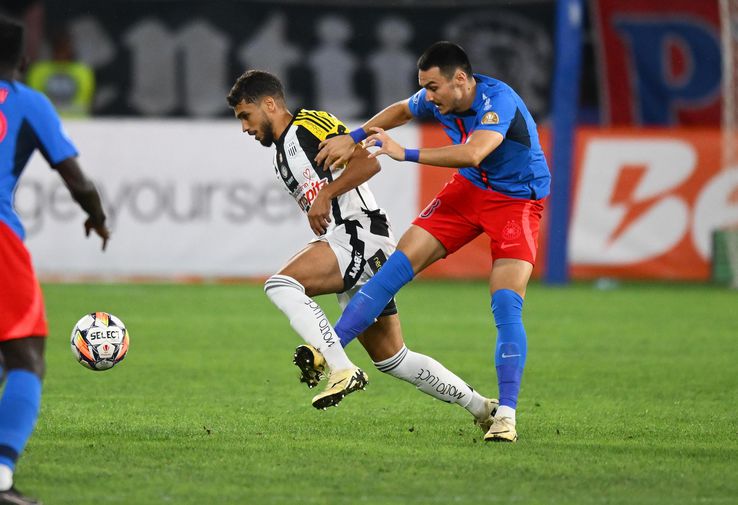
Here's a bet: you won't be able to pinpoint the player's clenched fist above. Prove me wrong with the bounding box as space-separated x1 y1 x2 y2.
307 190 332 236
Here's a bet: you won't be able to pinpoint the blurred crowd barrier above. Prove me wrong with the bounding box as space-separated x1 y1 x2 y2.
19 0 722 127
18 122 734 281
37 0 556 120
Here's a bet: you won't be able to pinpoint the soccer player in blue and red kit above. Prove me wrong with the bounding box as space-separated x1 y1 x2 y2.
316 41 550 442
0 17 109 504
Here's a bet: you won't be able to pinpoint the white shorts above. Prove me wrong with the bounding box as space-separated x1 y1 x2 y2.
311 219 398 316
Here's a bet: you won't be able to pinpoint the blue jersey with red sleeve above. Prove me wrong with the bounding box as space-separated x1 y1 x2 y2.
407 73 550 200
0 80 78 240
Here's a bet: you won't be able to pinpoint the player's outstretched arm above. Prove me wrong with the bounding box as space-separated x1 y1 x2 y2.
54 157 110 250
316 100 413 170
307 146 381 235
366 128 503 168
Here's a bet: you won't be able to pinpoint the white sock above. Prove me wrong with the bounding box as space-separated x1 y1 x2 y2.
264 275 354 371
374 345 488 418
496 405 516 423
0 464 12 491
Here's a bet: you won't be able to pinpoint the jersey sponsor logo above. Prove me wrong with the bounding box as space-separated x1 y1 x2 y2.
502 220 522 241
367 250 387 274
348 250 363 279
500 242 521 250
303 168 313 179
569 132 738 279
296 177 329 211
372 256 382 271
419 198 441 219
481 111 500 125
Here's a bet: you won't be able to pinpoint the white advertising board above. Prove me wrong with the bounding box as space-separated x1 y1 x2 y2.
17 120 419 279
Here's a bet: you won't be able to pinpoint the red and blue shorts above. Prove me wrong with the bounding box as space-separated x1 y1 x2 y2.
412 173 545 264
0 222 48 341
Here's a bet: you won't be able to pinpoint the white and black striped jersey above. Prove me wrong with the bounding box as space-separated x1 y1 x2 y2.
272 108 390 238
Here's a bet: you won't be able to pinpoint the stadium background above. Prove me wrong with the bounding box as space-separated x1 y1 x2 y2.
8 0 735 283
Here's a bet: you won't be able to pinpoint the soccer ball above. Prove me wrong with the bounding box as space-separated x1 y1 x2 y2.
71 312 130 371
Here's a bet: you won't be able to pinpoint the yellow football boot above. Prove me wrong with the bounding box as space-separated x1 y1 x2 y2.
293 344 326 389
311 367 368 410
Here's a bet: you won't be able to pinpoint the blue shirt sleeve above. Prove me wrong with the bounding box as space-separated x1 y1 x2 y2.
407 89 435 119
475 89 517 136
26 92 78 166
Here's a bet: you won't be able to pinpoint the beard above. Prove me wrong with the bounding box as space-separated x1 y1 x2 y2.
259 118 275 147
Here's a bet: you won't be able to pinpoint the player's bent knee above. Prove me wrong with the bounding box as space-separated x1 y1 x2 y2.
491 289 524 326
264 274 304 297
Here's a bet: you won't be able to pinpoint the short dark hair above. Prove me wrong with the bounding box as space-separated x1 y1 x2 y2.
226 70 285 108
0 16 24 69
417 41 473 80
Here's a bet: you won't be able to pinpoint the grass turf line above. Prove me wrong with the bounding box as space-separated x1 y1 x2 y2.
12 281 738 504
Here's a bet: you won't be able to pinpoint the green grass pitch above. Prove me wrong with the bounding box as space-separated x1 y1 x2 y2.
14 281 738 504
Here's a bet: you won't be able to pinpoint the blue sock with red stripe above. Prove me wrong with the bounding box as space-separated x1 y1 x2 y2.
335 250 414 347
492 289 528 410
0 370 42 470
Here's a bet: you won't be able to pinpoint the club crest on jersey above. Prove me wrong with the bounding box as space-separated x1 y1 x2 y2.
482 111 499 125
502 220 522 241
280 164 289 178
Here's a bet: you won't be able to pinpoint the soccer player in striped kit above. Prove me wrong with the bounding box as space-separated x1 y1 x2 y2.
227 70 498 426
317 42 551 442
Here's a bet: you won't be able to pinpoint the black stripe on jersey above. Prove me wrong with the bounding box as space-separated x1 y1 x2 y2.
294 126 343 225
341 220 366 292
507 108 531 148
298 110 335 131
295 115 330 133
355 186 390 235
294 126 329 178
361 209 390 237
355 187 369 209
296 115 331 134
